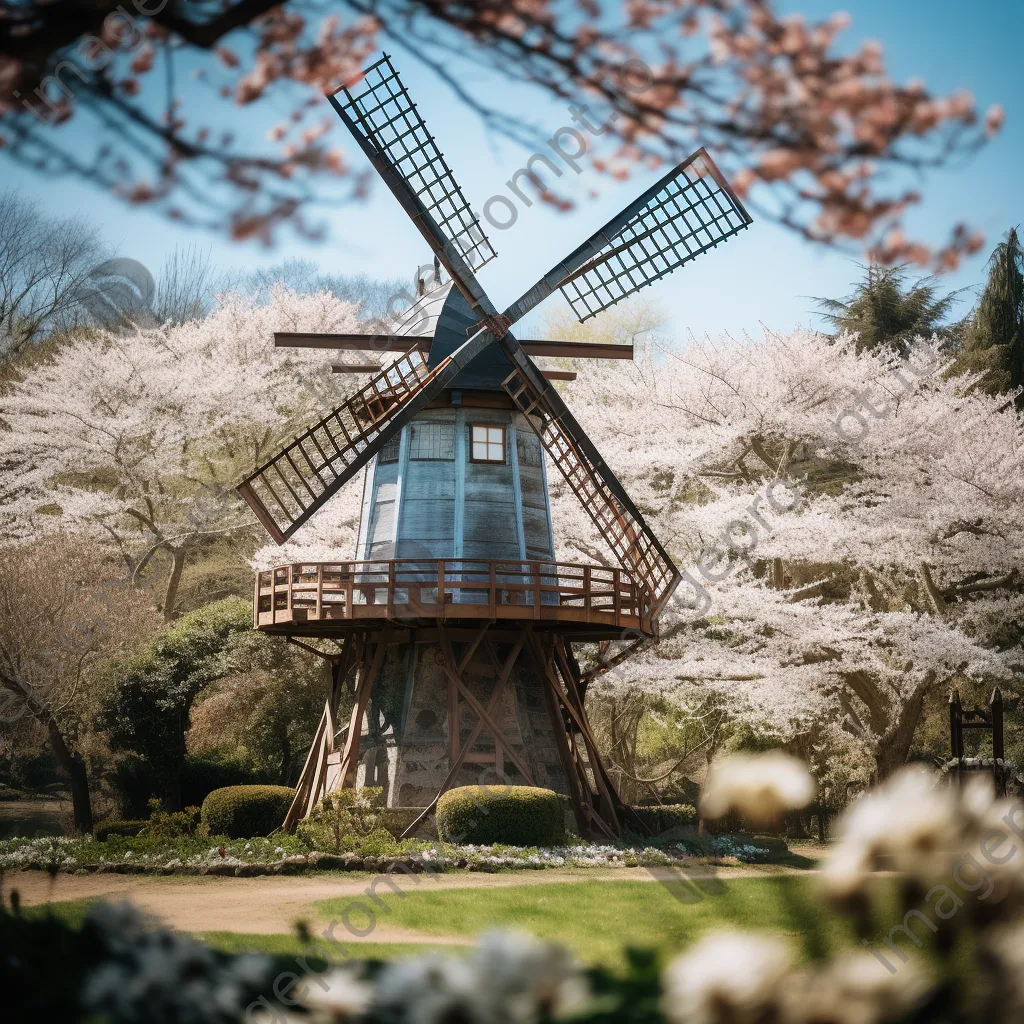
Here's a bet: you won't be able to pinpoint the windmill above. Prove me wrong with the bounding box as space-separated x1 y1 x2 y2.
238 54 751 838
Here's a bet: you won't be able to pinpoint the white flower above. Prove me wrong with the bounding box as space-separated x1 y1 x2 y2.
473 930 590 1023
785 953 931 1024
827 768 960 890
661 930 792 1024
373 954 481 1024
301 967 373 1019
699 752 816 825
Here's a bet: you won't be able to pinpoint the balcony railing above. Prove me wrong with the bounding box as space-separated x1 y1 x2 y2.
254 559 653 635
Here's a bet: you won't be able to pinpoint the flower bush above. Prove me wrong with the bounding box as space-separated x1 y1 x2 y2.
0 829 785 875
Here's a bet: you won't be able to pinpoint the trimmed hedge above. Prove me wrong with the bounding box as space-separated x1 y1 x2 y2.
94 820 147 842
180 752 269 809
436 785 564 847
628 804 698 835
200 786 295 839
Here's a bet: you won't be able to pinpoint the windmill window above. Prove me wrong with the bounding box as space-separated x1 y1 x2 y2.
470 424 505 464
410 423 455 460
379 433 401 464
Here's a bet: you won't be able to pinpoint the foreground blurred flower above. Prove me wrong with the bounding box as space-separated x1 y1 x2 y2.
661 929 791 1024
372 954 480 1024
699 752 817 826
301 967 374 1020
786 951 932 1024
822 766 1024 919
473 930 590 1023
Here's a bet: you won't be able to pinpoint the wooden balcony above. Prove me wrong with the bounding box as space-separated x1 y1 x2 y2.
254 559 654 638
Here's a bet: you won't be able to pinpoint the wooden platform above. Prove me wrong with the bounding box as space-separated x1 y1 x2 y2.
254 558 654 639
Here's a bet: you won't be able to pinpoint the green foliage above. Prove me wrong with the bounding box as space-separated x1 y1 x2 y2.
138 799 201 839
189 631 330 786
436 785 565 846
180 751 269 808
815 263 965 354
200 785 294 839
97 597 253 809
93 820 147 841
296 786 384 853
627 804 697 835
956 226 1024 396
357 826 400 859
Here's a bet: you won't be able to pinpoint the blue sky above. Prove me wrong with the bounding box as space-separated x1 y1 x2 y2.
5 0 1021 339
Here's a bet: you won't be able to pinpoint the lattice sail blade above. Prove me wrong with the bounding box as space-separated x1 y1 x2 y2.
502 366 681 620
330 54 496 274
560 149 750 321
237 349 436 543
239 321 500 543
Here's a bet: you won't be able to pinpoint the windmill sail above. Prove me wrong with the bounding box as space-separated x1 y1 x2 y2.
329 54 496 291
501 356 680 618
502 149 751 327
560 149 751 320
238 320 501 542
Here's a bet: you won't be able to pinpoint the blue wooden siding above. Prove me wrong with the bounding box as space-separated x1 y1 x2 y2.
359 410 554 562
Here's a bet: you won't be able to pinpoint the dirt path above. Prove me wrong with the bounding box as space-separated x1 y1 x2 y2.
2 863 814 939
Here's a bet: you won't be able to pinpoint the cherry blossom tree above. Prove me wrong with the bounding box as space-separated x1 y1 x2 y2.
0 1 1003 265
550 320 1024 780
0 287 361 619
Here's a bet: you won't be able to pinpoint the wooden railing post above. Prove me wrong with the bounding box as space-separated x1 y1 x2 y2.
613 569 621 627
316 565 323 620
437 559 446 614
533 561 541 618
387 560 395 619
286 564 294 618
584 565 592 623
489 561 497 619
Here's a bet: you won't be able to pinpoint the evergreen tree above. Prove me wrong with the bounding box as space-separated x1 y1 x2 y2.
956 227 1024 399
815 264 965 355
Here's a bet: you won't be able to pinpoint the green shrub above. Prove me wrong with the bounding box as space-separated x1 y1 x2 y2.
436 785 565 847
0 785 25 802
180 752 269 809
357 827 399 859
200 785 294 839
628 804 698 835
94 820 147 842
139 799 202 839
297 787 383 853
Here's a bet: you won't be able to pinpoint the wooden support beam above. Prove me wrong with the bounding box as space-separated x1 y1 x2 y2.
400 628 528 839
332 363 386 374
529 633 617 839
535 636 590 833
438 627 537 786
283 709 327 833
552 638 622 834
276 332 633 361
335 633 390 791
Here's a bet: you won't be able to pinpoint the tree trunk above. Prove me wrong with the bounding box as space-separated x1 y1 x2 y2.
875 672 937 778
46 718 93 833
162 546 186 622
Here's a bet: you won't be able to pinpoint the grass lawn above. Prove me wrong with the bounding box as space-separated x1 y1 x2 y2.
316 875 854 965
